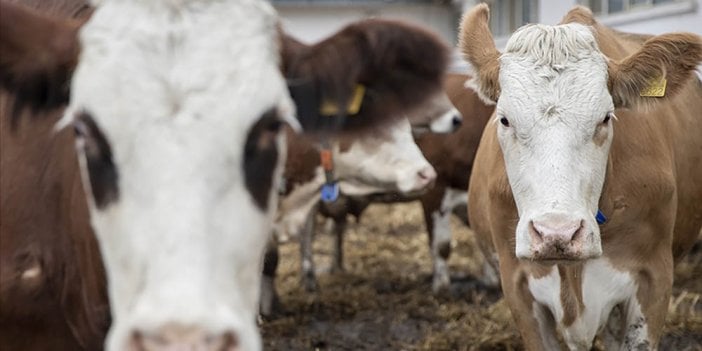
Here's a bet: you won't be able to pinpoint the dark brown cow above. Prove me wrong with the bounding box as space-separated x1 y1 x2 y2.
1 0 450 349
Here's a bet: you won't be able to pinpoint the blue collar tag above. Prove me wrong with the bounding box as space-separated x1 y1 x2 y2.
596 209 607 225
321 183 339 203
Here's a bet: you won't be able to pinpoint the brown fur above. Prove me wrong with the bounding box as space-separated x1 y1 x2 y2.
282 126 321 196
1 2 108 350
458 4 501 103
608 33 702 109
283 19 450 136
0 1 91 123
1 90 108 351
467 5 702 350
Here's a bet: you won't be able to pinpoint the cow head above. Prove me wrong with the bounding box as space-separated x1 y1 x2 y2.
459 4 702 261
335 117 436 196
275 117 436 241
1 1 448 350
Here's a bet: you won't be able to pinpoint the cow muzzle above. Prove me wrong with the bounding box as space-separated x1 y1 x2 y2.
129 324 238 351
520 213 602 261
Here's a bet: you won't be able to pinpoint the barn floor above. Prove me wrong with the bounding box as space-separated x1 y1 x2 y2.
261 202 702 351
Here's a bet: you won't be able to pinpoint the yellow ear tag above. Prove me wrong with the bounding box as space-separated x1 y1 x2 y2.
640 76 667 97
320 85 366 116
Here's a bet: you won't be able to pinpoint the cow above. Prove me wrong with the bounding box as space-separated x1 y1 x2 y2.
260 95 445 315
461 4 702 350
278 73 495 299
0 1 450 350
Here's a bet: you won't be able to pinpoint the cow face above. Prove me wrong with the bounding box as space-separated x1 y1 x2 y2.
68 1 290 350
335 118 436 196
1 1 449 350
459 4 702 262
493 23 612 262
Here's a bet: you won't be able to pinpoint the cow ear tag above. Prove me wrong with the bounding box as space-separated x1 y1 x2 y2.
640 76 666 97
321 183 339 203
319 85 366 116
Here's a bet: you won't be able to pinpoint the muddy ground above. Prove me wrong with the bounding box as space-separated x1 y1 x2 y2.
261 202 702 350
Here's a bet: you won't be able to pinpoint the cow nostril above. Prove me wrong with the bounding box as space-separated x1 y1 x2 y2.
529 220 543 240
418 166 437 182
531 218 583 243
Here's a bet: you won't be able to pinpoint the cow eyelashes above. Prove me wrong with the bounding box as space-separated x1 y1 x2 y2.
73 112 120 209
602 112 614 124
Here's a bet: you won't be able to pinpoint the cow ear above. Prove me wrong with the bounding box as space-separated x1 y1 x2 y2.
0 1 85 123
458 4 501 105
282 19 449 135
608 32 702 110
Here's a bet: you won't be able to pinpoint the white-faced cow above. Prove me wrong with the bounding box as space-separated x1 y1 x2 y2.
268 73 496 301
462 4 702 350
0 0 450 350
261 115 437 314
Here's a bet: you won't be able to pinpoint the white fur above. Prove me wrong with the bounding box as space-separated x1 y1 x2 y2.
528 259 644 350
429 188 466 292
68 1 290 349
335 118 435 195
494 23 613 259
428 107 462 133
275 118 435 240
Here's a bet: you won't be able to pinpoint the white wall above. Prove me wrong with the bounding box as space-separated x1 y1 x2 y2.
538 0 701 34
275 3 459 45
273 0 701 73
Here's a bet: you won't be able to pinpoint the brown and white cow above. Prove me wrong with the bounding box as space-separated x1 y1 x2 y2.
275 73 496 298
0 0 450 350
462 4 702 350
260 93 445 313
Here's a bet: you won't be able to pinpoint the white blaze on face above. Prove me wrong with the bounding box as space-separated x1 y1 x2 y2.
69 1 292 350
496 23 614 260
335 118 436 195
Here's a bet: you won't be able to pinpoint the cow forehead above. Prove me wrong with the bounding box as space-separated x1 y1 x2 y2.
70 0 289 145
498 23 612 122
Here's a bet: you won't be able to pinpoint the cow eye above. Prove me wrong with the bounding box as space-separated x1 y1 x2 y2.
73 112 119 209
602 112 613 124
499 116 510 127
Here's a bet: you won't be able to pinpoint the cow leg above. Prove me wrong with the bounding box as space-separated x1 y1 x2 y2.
260 239 280 317
422 186 450 293
602 304 625 350
330 216 347 273
300 209 318 292
618 261 672 350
